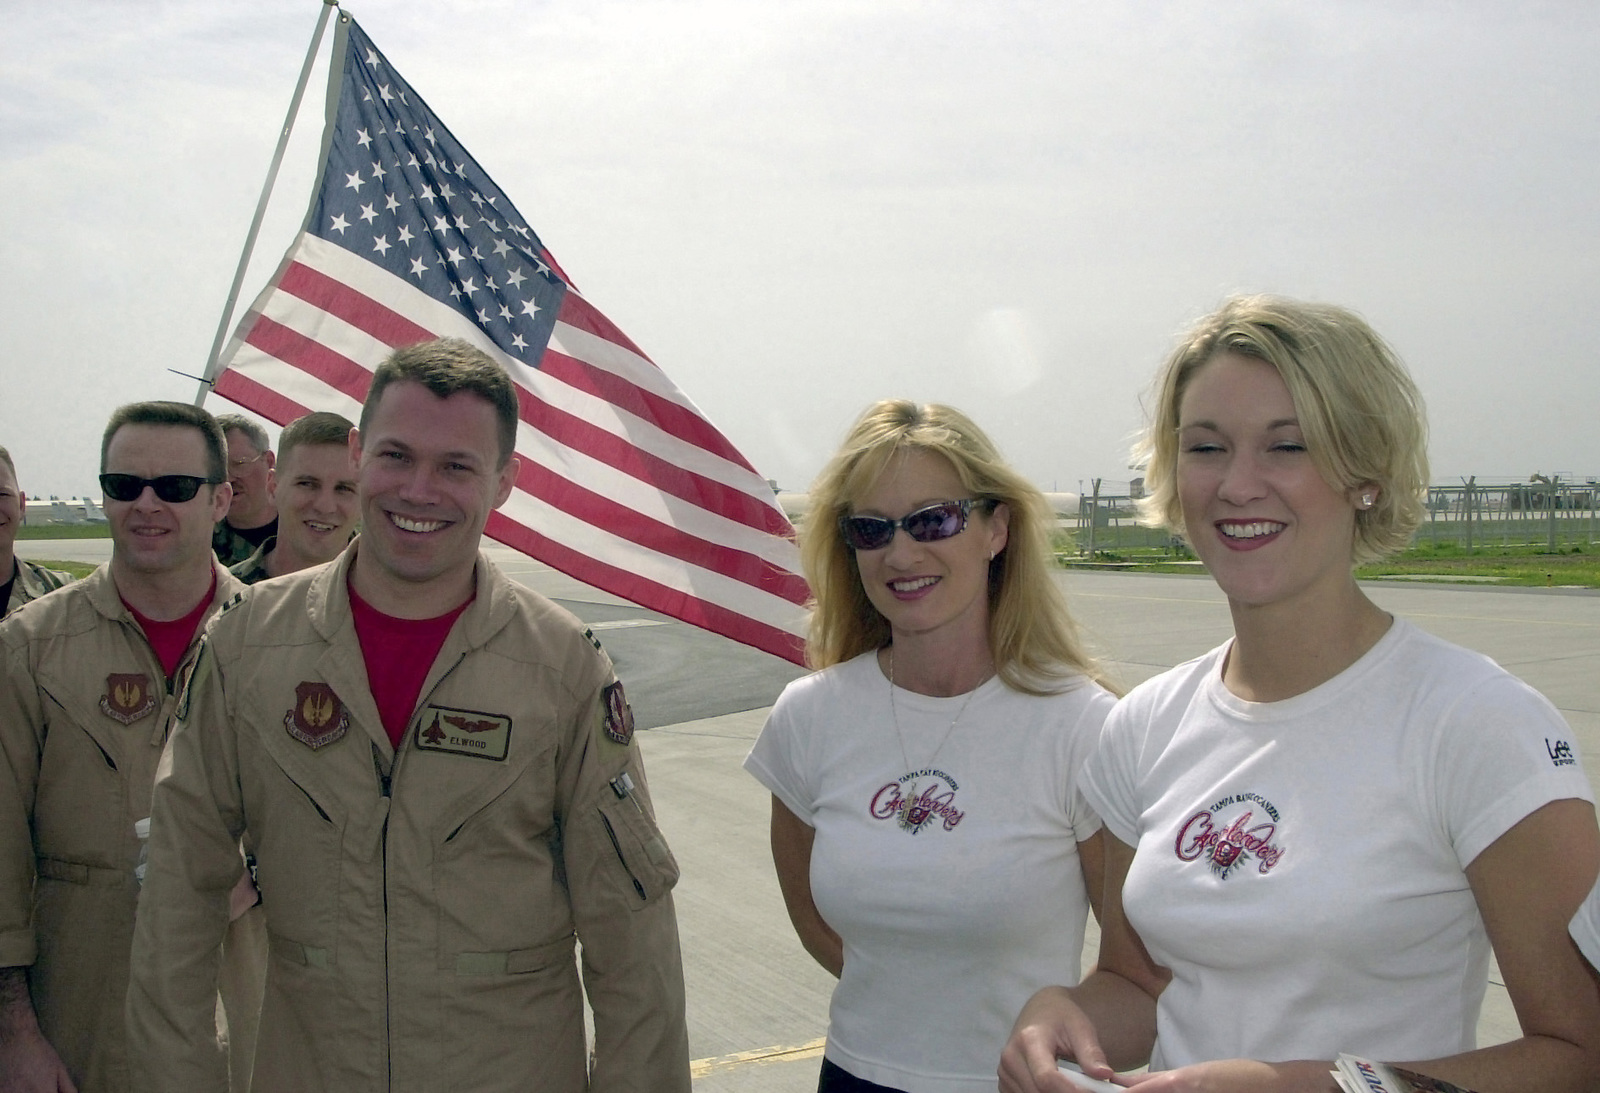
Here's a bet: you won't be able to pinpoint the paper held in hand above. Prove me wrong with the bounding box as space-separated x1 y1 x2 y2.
1331 1054 1478 1093
1056 1061 1125 1093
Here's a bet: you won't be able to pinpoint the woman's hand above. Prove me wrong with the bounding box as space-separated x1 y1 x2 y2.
1000 986 1117 1093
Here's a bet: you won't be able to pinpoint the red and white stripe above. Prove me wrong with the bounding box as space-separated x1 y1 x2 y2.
213 232 810 663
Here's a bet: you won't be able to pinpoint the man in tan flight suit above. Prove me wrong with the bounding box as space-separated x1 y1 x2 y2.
0 403 249 1092
129 339 691 1092
0 446 73 618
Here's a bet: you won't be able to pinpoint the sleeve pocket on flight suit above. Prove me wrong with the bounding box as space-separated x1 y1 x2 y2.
595 793 679 908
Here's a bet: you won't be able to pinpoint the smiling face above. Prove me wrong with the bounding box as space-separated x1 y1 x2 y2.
848 447 1008 653
224 427 276 530
350 380 518 616
1176 352 1368 611
104 423 230 581
272 441 359 569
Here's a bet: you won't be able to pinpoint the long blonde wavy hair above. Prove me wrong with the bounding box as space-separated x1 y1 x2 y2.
801 400 1113 696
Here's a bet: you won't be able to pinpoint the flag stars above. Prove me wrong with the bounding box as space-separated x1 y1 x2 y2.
485 276 498 292
498 303 513 320
419 184 437 204
364 48 380 69
470 245 484 261
492 239 512 258
461 276 479 295
505 267 526 288
344 171 364 192
448 284 463 300
424 126 437 145
397 224 415 245
477 307 492 325
372 235 391 257
357 128 372 148
510 333 528 351
385 192 401 213
434 215 452 234
446 246 466 267
409 257 428 279
470 192 485 208
406 153 420 169
359 203 378 223
329 213 351 235
520 298 542 319
371 160 386 180
453 214 471 230
439 182 455 201
378 84 394 103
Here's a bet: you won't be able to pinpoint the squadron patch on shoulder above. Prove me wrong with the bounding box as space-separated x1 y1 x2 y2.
602 681 634 746
101 673 158 725
415 705 511 761
285 682 349 750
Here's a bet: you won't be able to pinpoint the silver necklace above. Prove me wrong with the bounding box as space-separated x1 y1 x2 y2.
887 646 985 775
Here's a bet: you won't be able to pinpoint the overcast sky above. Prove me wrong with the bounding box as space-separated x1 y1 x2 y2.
3 0 1596 501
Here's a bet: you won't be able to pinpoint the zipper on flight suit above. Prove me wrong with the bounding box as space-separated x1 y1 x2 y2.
601 773 650 901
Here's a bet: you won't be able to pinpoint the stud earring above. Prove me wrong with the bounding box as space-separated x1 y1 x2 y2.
1360 493 1374 509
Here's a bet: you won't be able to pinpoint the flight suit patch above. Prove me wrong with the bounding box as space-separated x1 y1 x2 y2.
415 705 511 761
101 673 157 725
285 682 350 750
602 681 634 746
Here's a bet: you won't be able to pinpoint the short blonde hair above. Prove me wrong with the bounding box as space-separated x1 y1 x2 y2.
1135 296 1428 564
803 400 1111 696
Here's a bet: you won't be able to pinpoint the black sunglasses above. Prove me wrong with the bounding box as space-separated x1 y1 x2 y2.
99 473 219 504
839 499 987 552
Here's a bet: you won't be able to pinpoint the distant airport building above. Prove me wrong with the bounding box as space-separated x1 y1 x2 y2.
25 498 107 525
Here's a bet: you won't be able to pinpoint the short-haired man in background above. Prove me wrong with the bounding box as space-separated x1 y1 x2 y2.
0 403 251 1091
211 414 277 567
0 445 73 618
230 412 359 585
130 339 690 1092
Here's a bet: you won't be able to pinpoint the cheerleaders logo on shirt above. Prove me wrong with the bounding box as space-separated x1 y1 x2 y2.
1174 791 1285 879
869 769 965 835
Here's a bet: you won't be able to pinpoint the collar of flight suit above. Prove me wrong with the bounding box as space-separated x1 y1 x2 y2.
306 537 522 654
82 560 245 633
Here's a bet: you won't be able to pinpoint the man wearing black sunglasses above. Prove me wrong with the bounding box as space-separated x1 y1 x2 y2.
0 402 255 1093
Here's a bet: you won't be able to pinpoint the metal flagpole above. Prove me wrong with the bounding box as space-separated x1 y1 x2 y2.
192 0 341 407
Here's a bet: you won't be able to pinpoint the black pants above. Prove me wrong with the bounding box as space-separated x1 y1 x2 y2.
817 1057 908 1093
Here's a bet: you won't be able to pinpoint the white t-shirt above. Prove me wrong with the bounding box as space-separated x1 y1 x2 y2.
1571 876 1600 971
1082 618 1593 1070
746 651 1114 1093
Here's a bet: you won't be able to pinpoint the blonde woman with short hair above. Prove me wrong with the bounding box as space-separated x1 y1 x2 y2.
1002 296 1600 1093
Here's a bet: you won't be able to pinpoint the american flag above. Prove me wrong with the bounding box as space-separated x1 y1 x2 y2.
207 15 809 663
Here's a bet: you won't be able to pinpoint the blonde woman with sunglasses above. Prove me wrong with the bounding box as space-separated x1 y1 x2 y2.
745 400 1117 1093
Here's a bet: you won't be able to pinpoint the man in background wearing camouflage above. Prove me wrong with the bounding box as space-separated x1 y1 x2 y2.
0 446 73 618
211 415 277 567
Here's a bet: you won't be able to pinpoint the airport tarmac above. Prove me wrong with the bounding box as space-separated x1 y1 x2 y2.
18 540 1600 1089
